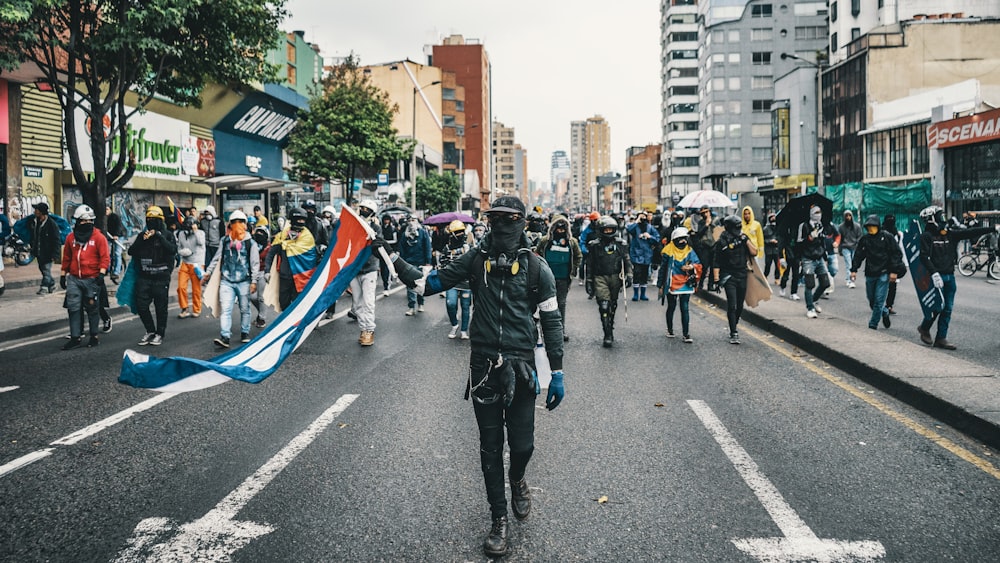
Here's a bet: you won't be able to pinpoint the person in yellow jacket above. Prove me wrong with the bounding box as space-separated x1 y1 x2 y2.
741 206 765 257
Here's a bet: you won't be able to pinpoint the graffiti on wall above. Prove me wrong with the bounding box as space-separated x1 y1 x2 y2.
112 190 155 239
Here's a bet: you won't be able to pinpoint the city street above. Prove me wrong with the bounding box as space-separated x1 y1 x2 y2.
1 280 998 562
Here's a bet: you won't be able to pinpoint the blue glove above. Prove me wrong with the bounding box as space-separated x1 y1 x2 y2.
546 371 565 411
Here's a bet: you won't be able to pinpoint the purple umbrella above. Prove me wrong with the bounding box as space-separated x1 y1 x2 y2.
423 211 477 226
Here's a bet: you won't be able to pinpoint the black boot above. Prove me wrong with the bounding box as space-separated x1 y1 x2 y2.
483 515 509 557
599 301 613 348
511 478 531 520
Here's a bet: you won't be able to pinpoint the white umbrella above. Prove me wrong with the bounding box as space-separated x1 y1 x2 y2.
677 190 736 209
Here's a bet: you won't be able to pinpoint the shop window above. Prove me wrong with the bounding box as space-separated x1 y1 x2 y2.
866 132 886 178
890 128 907 176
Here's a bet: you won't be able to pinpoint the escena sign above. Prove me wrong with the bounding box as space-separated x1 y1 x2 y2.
927 107 1000 150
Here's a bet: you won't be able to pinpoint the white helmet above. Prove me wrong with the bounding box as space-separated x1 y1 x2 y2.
229 209 248 222
919 205 944 220
358 199 379 214
671 227 689 240
322 205 337 217
73 204 96 221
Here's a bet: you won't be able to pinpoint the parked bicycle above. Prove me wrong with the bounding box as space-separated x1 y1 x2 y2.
957 233 999 280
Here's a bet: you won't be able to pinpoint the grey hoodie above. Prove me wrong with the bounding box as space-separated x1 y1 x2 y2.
175 228 206 266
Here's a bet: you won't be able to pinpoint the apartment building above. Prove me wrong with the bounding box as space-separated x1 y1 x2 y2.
626 144 662 212
492 121 516 198
569 115 611 211
660 0 700 203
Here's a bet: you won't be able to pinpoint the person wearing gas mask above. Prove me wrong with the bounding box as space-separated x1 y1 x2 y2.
657 227 702 343
128 205 178 346
535 214 582 341
302 199 329 251
320 205 338 243
524 211 547 250
438 220 473 339
838 211 863 288
850 215 905 330
250 226 272 328
203 210 260 348
916 206 997 349
396 196 565 558
398 216 432 316
796 205 831 319
711 215 757 344
265 207 318 312
471 221 487 244
587 215 633 347
59 205 110 350
175 216 206 319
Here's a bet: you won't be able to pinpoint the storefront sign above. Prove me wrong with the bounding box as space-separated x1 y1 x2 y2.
214 93 299 145
23 166 43 178
66 104 191 181
927 107 1000 149
774 174 815 190
245 155 263 173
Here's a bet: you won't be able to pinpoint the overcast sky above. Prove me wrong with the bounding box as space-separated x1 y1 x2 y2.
283 0 662 187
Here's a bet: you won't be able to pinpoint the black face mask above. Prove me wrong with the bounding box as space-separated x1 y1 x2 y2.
554 228 567 239
145 218 164 232
253 232 269 246
675 239 688 248
74 222 94 243
359 208 374 218
489 217 526 254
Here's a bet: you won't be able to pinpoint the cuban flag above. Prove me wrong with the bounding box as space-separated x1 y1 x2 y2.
118 204 374 392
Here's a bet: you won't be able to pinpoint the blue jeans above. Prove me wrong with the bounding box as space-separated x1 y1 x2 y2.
219 279 251 339
407 288 424 309
841 248 855 282
920 274 956 340
865 273 890 328
446 287 471 331
38 260 54 289
801 257 829 310
826 253 839 279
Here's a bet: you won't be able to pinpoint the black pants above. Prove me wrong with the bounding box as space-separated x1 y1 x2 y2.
666 293 691 335
135 276 169 336
723 276 747 335
780 257 800 293
763 252 779 279
279 277 299 311
633 264 650 286
886 279 897 308
470 352 536 519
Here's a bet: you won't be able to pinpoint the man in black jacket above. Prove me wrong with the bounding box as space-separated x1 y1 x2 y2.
916 206 997 349
405 195 565 558
128 205 177 346
28 202 62 294
850 215 904 330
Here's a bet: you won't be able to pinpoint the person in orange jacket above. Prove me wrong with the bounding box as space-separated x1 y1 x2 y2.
60 205 110 350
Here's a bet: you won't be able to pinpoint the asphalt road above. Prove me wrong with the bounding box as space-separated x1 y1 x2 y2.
0 282 998 562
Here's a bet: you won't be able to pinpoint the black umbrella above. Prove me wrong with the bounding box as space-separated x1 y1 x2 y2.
775 193 833 241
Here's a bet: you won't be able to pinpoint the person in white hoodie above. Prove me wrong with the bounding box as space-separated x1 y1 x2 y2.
175 216 206 318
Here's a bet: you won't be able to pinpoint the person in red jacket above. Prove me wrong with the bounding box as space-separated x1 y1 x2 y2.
60 205 110 350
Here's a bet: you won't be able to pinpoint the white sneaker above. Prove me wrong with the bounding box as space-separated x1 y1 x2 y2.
448 325 460 339
847 281 856 289
779 288 785 297
417 305 425 312
813 305 822 313
405 308 415 316
791 294 800 301
460 331 470 340
382 290 390 298
806 309 818 318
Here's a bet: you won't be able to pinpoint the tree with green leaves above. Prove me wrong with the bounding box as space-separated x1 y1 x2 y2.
408 171 461 216
0 0 286 227
285 55 412 206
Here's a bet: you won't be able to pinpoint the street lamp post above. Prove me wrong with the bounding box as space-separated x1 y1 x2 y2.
411 80 442 212
780 52 825 189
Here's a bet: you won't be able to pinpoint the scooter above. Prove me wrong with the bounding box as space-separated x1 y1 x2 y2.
1 233 34 266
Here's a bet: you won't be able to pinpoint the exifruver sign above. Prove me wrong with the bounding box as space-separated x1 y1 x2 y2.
927 107 1000 150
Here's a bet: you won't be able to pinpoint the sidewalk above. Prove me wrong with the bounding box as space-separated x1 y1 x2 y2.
3 257 999 450
700 286 1000 451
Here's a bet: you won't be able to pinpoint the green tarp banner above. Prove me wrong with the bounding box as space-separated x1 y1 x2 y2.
820 180 931 226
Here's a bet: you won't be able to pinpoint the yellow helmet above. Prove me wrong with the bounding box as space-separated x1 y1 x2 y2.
146 205 165 220
446 220 467 233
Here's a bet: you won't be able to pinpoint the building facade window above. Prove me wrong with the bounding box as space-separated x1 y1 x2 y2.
866 132 886 178
671 32 699 42
752 28 773 41
752 147 772 161
752 100 772 113
443 115 456 126
831 33 838 52
729 30 740 42
752 76 773 89
442 88 456 100
730 148 743 161
729 53 741 64
712 30 725 43
889 128 907 176
751 4 773 18
851 0 861 16
831 1 838 22
674 157 699 167
729 77 741 90
752 52 772 65
851 27 861 41
729 101 742 114
752 123 771 137
729 123 741 138
910 124 929 174
795 26 825 40
671 50 698 60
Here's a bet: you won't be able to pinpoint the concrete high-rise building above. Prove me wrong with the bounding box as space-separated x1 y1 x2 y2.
550 150 570 191
659 0 700 203
569 115 611 211
430 35 491 212
514 143 528 204
626 144 662 212
493 121 516 198
693 0 828 197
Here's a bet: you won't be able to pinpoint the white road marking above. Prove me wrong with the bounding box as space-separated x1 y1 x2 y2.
0 386 19 393
687 400 886 562
0 448 54 478
114 393 359 562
